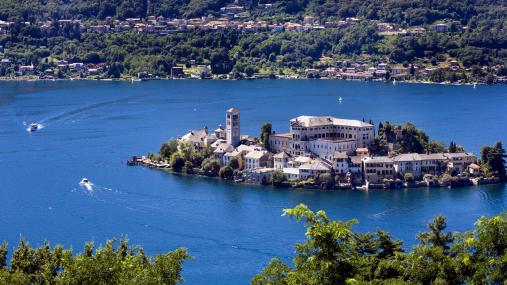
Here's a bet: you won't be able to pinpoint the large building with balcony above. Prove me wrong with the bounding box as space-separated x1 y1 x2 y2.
269 115 375 161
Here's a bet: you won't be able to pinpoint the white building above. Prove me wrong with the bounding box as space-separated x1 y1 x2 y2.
244 150 271 169
273 151 291 169
444 152 477 173
270 115 374 160
392 153 448 179
180 126 218 150
333 151 350 175
298 160 332 180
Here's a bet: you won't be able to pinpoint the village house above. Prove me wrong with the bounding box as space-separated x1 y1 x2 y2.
444 152 477 173
298 160 331 180
333 151 350 175
244 150 272 170
180 126 217 150
467 163 481 176
273 151 291 169
435 23 449 32
362 156 396 184
245 168 275 184
18 64 34 76
0 58 11 66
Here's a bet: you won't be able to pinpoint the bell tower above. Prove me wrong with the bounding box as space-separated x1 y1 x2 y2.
226 108 240 146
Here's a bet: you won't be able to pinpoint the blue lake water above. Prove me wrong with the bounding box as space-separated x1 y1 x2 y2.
1 80 506 284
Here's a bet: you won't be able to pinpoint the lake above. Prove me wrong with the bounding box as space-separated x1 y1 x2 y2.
1 80 506 284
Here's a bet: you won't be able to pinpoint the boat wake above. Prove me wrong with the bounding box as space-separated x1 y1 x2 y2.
79 178 94 192
23 121 44 132
28 95 137 129
368 207 414 220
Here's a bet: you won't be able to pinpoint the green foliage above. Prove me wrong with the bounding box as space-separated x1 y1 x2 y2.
254 204 507 285
271 170 286 186
160 140 179 159
0 237 190 285
480 141 507 180
2 0 507 79
448 141 462 153
219 166 234 179
251 258 290 285
316 172 335 188
259 123 272 151
227 157 240 170
201 157 220 176
403 172 414 183
375 121 448 155
170 152 185 171
0 242 6 269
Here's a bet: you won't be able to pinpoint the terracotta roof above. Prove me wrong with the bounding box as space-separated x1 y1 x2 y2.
468 163 480 169
271 132 292 139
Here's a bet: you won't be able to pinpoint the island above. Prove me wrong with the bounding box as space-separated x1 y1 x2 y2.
130 108 506 190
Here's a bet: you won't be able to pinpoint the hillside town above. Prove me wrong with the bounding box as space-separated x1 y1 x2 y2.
2 12 506 83
131 108 504 190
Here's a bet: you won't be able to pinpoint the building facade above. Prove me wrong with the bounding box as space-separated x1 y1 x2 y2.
269 115 374 160
362 156 396 184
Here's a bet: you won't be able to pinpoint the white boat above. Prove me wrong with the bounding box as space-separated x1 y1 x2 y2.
393 79 396 85
338 97 342 102
473 83 477 89
79 178 93 191
28 123 39 132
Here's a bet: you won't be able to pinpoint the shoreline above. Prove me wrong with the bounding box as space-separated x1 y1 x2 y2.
129 157 505 191
0 76 487 86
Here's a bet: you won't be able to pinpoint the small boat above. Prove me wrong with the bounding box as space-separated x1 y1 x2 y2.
28 123 39 132
79 178 93 191
393 79 396 85
338 97 342 102
473 83 477 89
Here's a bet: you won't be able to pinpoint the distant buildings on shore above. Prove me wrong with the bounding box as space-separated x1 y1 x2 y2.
179 108 478 188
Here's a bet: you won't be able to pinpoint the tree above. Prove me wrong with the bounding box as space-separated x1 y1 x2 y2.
160 140 179 158
462 212 507 283
449 141 458 153
481 141 507 180
316 173 335 189
416 215 454 252
271 170 286 186
202 158 220 176
259 123 272 151
107 62 123 78
219 166 234 179
404 172 414 183
245 65 256 77
251 258 290 285
0 242 6 269
1 237 190 285
170 152 185 172
227 157 240 170
252 204 359 284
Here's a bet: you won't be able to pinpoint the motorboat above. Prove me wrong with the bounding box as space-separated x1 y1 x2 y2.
28 123 39 132
79 178 93 191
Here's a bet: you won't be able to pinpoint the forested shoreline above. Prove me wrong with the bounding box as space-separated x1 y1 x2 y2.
1 0 507 82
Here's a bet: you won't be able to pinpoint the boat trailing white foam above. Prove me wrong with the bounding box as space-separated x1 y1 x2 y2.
79 178 94 191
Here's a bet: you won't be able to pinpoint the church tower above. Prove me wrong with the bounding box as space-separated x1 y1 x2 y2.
226 108 240 146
